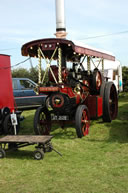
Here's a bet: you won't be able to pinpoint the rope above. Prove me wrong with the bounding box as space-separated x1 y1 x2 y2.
0 58 30 70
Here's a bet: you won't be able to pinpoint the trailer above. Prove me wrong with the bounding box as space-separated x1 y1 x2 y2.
0 135 61 160
0 55 60 160
0 54 20 135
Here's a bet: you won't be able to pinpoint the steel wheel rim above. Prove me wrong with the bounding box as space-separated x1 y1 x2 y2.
109 85 118 119
38 112 50 135
35 152 41 159
81 109 89 136
38 112 49 135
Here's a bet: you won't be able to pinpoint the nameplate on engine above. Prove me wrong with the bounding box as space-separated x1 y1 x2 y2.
51 115 69 121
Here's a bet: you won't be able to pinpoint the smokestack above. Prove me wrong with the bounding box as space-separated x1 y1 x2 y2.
55 0 67 38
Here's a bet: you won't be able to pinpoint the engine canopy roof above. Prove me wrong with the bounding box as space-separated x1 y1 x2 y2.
21 38 115 62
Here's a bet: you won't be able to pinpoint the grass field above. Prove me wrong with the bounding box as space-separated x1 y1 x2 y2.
0 93 128 193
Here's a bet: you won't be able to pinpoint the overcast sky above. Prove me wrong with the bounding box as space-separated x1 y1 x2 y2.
0 0 128 68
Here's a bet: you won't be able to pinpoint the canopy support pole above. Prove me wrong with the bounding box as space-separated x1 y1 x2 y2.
58 47 62 83
102 58 104 75
38 49 42 85
87 56 91 75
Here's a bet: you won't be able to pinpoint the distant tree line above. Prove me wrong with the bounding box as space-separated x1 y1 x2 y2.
122 66 128 92
11 67 48 85
12 66 128 91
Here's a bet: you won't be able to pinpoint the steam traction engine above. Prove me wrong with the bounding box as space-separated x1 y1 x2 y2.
22 38 118 138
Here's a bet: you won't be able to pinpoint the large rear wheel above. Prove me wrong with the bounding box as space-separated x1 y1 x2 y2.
102 82 118 122
34 106 51 135
75 105 90 138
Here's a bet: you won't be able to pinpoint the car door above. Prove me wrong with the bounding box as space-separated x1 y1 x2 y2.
13 78 36 97
13 78 46 109
18 79 36 97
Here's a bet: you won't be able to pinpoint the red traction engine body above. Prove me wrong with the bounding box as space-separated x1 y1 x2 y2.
0 54 15 134
22 38 118 138
39 69 103 119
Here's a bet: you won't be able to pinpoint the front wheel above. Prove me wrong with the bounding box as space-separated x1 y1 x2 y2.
75 105 90 138
34 149 44 160
34 106 51 135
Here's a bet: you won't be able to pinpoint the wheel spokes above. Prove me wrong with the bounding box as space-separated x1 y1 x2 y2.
96 72 102 89
81 110 89 136
38 113 50 134
109 85 118 118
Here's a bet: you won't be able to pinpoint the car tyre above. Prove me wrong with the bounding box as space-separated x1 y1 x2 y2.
34 149 44 160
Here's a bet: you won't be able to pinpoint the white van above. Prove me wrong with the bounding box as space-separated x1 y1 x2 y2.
102 60 123 92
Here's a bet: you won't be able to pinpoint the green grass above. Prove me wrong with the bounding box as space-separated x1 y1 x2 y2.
0 93 128 193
